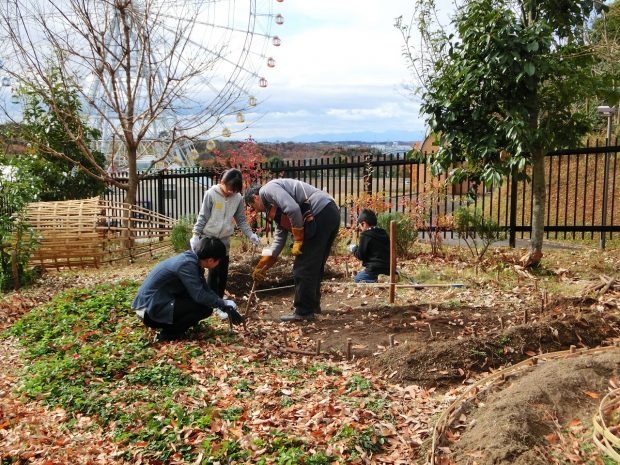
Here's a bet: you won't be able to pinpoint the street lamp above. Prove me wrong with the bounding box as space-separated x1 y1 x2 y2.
596 105 616 250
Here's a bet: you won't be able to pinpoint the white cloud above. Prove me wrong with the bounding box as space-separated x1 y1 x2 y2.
232 0 454 141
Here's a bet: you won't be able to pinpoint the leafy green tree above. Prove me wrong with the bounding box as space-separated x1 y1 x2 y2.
399 0 607 266
0 155 42 290
17 71 107 201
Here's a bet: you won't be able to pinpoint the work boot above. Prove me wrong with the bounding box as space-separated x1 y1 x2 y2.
279 312 315 322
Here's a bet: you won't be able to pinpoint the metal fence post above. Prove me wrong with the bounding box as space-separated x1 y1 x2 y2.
509 165 518 248
157 170 166 217
600 110 614 250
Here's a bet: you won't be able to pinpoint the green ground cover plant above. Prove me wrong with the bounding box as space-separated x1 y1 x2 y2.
2 281 398 463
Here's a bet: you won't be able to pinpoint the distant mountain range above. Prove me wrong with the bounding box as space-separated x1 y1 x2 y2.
256 129 425 144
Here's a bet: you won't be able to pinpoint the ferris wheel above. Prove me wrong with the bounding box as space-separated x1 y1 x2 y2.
0 0 284 171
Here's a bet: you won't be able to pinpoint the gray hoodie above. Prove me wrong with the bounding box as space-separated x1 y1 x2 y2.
192 184 254 253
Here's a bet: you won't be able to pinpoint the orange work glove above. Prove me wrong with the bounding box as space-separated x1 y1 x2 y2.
291 227 304 256
252 255 277 281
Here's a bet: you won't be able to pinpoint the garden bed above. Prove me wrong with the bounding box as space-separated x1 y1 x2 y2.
0 243 618 464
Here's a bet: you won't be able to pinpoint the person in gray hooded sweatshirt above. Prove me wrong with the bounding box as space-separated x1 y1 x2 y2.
244 178 340 322
191 169 260 299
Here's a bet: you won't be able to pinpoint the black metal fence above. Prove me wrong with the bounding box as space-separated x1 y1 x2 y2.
103 141 619 242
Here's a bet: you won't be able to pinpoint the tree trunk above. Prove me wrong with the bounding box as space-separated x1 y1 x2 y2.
523 148 545 267
121 151 139 251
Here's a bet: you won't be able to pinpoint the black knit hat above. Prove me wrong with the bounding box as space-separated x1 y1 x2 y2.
357 209 377 226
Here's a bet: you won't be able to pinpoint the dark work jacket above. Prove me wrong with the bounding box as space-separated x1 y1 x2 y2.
132 251 226 325
353 227 390 274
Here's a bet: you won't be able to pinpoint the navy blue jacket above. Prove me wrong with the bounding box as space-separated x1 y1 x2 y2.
132 251 226 324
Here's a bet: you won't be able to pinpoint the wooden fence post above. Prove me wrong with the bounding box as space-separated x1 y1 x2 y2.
389 220 397 303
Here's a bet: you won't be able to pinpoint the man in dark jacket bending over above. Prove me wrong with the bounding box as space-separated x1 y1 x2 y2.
348 209 390 283
132 237 243 341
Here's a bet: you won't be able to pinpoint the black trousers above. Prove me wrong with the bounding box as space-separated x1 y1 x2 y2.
144 294 213 335
293 201 340 315
207 255 230 298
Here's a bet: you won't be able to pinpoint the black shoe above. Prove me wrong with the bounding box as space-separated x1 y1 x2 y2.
280 312 315 322
155 331 186 342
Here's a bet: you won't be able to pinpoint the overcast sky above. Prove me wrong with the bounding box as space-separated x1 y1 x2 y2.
236 0 435 143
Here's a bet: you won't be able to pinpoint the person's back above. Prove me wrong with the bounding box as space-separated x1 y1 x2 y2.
357 226 390 275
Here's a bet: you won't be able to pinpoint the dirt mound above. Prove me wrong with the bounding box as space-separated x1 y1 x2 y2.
441 350 620 465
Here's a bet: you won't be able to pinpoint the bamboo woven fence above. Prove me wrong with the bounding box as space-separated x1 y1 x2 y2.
593 387 620 461
24 197 176 270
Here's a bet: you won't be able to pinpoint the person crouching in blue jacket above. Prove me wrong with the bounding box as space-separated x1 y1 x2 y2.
132 237 244 342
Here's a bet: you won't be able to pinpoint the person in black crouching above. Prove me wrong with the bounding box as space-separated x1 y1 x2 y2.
348 209 391 283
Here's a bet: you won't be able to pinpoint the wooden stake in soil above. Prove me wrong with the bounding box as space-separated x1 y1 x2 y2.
346 338 352 360
427 323 434 339
523 308 529 324
389 334 395 348
315 340 322 356
499 316 505 330
389 220 397 304
243 280 258 331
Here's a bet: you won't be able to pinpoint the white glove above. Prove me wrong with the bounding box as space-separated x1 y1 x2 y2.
190 234 201 251
348 243 357 253
249 233 260 246
222 299 237 311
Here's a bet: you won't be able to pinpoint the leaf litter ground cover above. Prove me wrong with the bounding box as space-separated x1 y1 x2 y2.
0 242 619 464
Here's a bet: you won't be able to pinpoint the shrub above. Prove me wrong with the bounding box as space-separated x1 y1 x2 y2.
170 217 195 252
0 157 42 291
453 207 505 262
377 211 417 257
0 216 41 291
